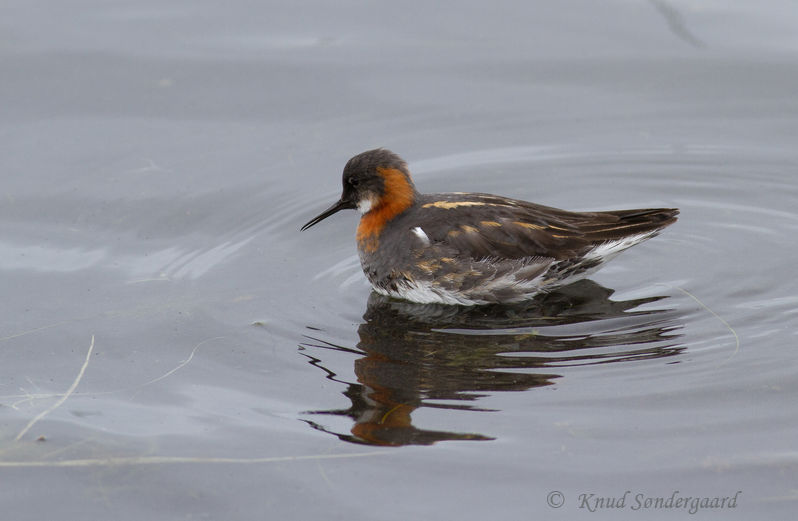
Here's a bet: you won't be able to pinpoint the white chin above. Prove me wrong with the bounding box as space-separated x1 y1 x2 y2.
357 199 373 214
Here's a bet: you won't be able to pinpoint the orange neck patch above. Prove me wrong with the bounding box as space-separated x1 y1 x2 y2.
357 167 415 253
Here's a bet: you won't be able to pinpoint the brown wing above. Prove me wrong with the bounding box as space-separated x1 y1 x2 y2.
414 193 678 261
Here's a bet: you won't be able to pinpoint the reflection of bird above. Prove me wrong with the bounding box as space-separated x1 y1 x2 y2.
301 280 684 446
301 149 678 305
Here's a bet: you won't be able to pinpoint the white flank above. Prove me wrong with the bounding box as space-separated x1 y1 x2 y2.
411 226 430 246
549 232 657 288
585 233 655 262
374 280 480 306
374 258 553 306
367 234 660 305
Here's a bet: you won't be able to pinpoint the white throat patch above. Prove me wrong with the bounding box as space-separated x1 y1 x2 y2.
357 198 374 214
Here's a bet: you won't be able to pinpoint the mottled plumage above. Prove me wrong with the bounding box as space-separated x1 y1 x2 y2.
301 149 678 305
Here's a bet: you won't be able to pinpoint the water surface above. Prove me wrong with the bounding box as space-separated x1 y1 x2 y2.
2 1 797 519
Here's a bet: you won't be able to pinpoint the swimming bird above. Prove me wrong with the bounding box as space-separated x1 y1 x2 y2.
301 149 678 305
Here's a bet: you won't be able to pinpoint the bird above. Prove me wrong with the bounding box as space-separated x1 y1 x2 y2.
301 148 678 306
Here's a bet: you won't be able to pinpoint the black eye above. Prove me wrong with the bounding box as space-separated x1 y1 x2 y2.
348 177 359 187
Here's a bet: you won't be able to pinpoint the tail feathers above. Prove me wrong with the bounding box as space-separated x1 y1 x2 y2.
612 207 679 223
582 208 678 242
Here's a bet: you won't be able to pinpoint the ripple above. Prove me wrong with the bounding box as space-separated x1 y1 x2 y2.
0 185 304 281
0 242 107 273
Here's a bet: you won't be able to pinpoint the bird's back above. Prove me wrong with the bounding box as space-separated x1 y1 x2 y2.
359 193 678 305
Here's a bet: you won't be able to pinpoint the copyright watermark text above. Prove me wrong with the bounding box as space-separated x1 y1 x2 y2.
546 490 742 514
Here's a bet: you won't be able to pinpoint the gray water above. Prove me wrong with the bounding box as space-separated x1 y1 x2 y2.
2 1 798 519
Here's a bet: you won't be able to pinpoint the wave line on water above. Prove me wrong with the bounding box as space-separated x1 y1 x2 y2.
0 450 389 468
